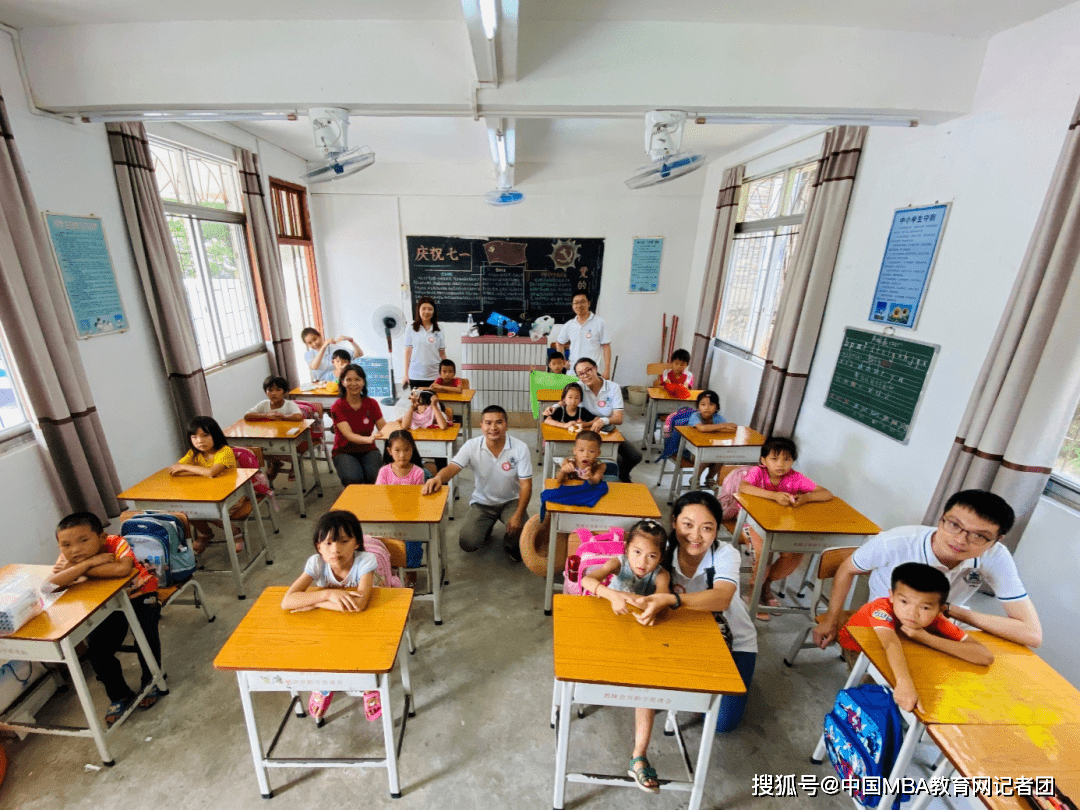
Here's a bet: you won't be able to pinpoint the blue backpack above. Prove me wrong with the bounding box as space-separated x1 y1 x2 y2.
823 684 907 808
121 514 196 587
656 407 695 462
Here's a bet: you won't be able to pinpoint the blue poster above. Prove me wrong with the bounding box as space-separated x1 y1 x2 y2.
629 237 663 293
44 213 128 338
868 204 949 329
357 356 393 400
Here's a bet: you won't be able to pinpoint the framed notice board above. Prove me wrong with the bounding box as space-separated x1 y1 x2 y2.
868 203 949 329
44 213 129 338
357 357 393 400
406 236 604 324
824 328 939 444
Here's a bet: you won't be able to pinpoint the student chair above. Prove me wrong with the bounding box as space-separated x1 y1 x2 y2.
643 362 676 444
294 400 333 474
783 546 864 667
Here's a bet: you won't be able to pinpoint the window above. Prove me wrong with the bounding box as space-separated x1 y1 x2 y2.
713 161 817 359
0 336 30 437
148 138 262 368
1048 399 1080 507
269 178 322 336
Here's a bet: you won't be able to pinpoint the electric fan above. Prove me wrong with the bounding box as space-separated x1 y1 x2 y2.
372 304 407 404
302 107 376 184
625 110 706 189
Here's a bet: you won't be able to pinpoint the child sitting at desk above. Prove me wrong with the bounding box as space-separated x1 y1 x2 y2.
50 512 165 726
739 436 832 620
654 348 694 389
401 389 450 431
281 510 381 724
544 382 596 430
428 359 463 395
245 375 304 482
555 430 605 485
581 519 671 794
684 390 736 487
838 562 993 712
547 351 569 375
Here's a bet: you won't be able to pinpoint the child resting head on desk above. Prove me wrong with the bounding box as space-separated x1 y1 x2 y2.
838 562 994 713
50 512 165 726
555 430 606 485
580 518 671 794
281 510 381 724
739 435 833 621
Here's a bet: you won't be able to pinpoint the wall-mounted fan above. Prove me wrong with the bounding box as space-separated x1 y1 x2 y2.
625 110 705 189
302 107 375 184
373 304 406 404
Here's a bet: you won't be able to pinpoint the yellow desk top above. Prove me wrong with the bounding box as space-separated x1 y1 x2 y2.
225 418 313 440
542 424 625 444
926 723 1080 810
214 586 412 673
543 479 661 519
537 388 564 402
849 626 1080 726
289 383 338 398
675 424 765 448
377 423 460 442
646 387 704 402
1 564 132 642
552 594 745 695
332 484 448 523
119 467 258 503
434 389 475 403
734 492 879 535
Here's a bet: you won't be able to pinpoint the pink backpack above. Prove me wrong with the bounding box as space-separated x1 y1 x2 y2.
363 536 403 589
232 445 275 499
563 526 626 596
719 465 755 520
294 400 325 447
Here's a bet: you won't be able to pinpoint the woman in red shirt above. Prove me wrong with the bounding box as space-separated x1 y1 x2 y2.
330 364 387 485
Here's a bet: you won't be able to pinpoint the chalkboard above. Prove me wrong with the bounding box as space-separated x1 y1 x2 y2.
823 328 939 444
406 236 604 324
357 357 393 400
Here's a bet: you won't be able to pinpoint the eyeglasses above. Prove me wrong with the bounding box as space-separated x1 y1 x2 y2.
938 516 995 546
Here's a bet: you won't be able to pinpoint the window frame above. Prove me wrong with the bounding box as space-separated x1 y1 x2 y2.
0 330 33 445
269 176 323 334
1045 398 1080 508
149 136 265 369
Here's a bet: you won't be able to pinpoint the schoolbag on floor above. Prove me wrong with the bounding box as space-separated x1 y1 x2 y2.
563 526 625 596
823 684 908 809
121 514 196 587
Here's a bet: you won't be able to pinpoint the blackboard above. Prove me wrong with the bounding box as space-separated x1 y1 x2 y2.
406 236 604 324
823 328 938 444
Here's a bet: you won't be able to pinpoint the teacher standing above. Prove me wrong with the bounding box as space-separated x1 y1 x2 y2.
573 357 642 483
556 292 611 379
403 297 446 389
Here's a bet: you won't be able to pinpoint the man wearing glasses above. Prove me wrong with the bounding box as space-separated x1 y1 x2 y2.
813 490 1042 649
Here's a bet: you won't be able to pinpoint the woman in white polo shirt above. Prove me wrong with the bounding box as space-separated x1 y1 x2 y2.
403 297 446 389
573 357 642 482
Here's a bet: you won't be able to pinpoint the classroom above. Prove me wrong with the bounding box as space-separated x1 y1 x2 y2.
1 1 1080 808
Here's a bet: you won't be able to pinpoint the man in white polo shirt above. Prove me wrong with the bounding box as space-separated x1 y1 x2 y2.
423 405 532 561
556 293 611 379
813 489 1042 649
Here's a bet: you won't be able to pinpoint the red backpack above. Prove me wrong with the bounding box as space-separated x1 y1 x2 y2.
562 526 626 596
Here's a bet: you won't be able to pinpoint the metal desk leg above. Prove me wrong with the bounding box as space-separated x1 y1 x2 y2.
120 590 167 692
59 635 113 765
379 671 402 798
543 439 552 480
668 435 687 504
747 523 771 622
907 756 955 810
879 718 925 810
553 679 572 810
689 694 723 810
307 435 323 499
430 522 443 625
236 672 273 798
464 401 472 441
246 480 273 565
398 638 414 714
642 398 654 450
221 502 247 600
544 517 557 616
289 442 305 518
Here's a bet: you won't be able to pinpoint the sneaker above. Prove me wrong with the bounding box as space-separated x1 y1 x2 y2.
504 541 522 563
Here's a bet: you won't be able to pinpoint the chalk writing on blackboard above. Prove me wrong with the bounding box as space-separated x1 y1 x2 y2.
482 266 526 314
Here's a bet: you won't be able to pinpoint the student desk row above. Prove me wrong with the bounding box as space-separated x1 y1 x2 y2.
667 424 765 502
223 418 322 518
214 586 414 799
0 564 167 766
541 423 625 480
816 626 1080 810
372 423 460 513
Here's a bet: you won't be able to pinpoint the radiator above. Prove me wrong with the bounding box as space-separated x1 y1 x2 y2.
461 336 547 413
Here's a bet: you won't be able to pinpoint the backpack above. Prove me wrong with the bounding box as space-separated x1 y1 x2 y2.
232 446 275 502
120 514 196 587
658 407 695 461
719 465 755 520
363 537 402 589
562 526 625 596
823 684 908 809
293 400 325 450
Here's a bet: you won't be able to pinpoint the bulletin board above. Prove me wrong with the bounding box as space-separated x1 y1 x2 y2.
823 328 939 444
629 237 662 293
357 357 393 400
406 236 604 324
868 203 949 329
43 213 129 338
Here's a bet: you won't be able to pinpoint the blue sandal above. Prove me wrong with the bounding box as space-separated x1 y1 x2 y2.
628 756 660 793
105 698 132 727
139 685 165 710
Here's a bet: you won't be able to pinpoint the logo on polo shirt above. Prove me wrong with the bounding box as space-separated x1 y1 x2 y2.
428 336 435 343
502 461 512 471
963 569 982 587
597 399 607 408
362 418 369 425
585 331 593 339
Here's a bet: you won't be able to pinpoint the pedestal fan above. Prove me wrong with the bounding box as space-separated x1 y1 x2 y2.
372 305 406 405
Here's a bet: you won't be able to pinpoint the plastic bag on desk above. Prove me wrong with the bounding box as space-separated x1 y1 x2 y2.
0 572 46 636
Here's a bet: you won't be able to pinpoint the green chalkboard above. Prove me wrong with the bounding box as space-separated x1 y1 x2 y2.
824 328 939 444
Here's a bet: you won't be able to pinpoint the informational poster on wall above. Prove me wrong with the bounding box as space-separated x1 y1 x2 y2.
629 237 663 293
867 203 949 329
357 357 393 400
43 213 128 339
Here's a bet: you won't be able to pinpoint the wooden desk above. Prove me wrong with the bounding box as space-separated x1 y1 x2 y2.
536 388 565 450
118 467 272 600
0 564 166 765
434 388 476 441
225 418 323 518
923 724 1080 810
214 587 414 799
733 492 878 621
287 382 338 407
541 479 661 616
668 425 765 502
542 424 624 481
551 594 744 810
642 387 703 452
332 486 449 625
374 424 461 516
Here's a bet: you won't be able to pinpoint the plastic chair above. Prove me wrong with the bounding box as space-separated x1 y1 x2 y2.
783 547 864 667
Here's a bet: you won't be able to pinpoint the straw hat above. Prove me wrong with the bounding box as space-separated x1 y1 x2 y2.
519 514 566 577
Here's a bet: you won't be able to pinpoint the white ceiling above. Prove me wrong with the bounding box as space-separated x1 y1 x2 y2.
0 0 1074 37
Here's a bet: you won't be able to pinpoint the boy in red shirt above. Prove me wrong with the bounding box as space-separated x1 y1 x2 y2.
50 512 165 726
839 562 993 712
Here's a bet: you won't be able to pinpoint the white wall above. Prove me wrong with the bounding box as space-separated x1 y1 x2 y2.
692 2 1080 684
